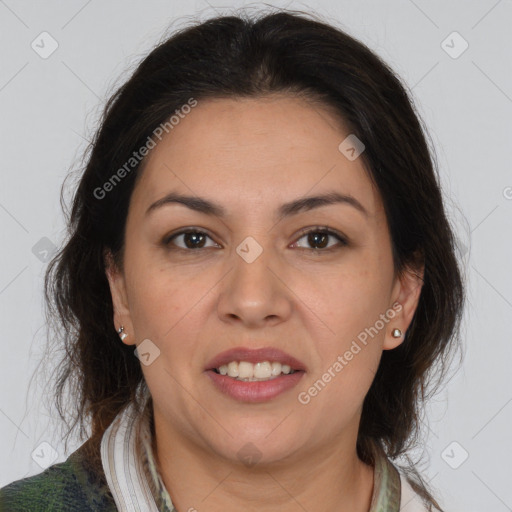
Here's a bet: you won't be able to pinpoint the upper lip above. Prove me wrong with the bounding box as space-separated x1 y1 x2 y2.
205 346 307 372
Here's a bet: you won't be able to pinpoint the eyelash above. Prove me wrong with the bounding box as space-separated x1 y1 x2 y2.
162 226 348 254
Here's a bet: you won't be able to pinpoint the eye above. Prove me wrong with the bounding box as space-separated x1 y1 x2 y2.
163 229 219 251
291 226 348 252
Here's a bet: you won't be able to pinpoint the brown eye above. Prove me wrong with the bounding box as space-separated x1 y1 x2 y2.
292 227 347 251
164 229 219 250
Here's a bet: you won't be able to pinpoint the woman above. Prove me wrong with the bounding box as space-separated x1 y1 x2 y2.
0 8 464 511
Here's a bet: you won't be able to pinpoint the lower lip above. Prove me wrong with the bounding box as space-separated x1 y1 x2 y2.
205 370 305 403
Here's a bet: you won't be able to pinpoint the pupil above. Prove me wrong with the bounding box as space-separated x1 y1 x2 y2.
309 232 327 249
185 232 205 249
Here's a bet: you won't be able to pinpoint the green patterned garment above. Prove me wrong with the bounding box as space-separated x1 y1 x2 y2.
0 438 117 512
0 404 401 511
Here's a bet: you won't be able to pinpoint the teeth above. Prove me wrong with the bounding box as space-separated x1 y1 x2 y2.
254 361 272 379
239 361 253 379
216 361 296 381
271 362 281 376
227 361 239 378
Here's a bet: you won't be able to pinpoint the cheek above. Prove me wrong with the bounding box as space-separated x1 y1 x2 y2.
296 262 390 340
125 258 215 371
124 240 197 322
300 326 383 420
295 261 389 399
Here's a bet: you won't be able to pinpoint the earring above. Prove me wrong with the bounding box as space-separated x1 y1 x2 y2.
391 328 402 338
117 325 128 341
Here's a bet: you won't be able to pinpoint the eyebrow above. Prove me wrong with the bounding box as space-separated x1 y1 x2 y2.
145 190 369 220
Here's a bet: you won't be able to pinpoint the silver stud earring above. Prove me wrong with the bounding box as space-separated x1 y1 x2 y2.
391 328 402 338
117 325 128 341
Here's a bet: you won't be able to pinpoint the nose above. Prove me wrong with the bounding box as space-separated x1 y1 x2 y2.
216 240 293 328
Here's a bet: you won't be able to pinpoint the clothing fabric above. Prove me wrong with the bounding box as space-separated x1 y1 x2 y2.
0 439 117 511
0 391 429 511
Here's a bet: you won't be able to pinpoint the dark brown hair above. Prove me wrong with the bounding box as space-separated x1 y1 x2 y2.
41 8 464 510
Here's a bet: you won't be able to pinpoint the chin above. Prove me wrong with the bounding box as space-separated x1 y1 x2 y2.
203 429 304 468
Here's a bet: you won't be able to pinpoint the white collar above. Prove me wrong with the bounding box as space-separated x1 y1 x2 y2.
100 388 161 511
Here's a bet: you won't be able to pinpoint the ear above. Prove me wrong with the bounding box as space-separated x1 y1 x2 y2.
384 262 425 350
104 249 136 346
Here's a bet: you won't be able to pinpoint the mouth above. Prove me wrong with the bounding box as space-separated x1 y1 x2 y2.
204 346 306 402
211 360 299 381
205 346 306 376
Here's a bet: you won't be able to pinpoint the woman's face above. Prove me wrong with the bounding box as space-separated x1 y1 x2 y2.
106 95 423 465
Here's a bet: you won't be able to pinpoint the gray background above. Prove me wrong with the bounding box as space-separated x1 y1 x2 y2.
1 1 511 510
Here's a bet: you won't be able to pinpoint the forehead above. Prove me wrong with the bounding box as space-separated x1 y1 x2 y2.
132 95 381 219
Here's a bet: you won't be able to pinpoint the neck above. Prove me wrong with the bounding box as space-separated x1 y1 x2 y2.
152 412 375 512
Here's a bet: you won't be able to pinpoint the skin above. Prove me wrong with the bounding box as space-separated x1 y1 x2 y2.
105 94 424 512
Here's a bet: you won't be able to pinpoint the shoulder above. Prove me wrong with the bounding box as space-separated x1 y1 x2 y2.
399 472 431 512
0 440 117 512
